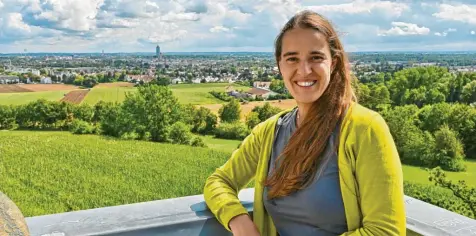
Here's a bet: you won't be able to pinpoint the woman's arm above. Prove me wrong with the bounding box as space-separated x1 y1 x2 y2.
203 122 264 232
341 113 406 236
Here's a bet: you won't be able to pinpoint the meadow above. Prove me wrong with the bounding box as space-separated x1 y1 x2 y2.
0 131 230 217
1 130 475 217
0 90 73 106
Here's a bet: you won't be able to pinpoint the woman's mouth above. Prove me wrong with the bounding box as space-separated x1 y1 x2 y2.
295 80 317 87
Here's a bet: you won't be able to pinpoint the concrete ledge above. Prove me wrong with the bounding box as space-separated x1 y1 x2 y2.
25 189 476 236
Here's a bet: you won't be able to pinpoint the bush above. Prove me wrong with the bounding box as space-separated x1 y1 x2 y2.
0 105 18 130
214 122 250 140
73 103 95 122
15 99 73 129
432 125 466 171
191 136 207 147
246 112 260 129
404 181 474 219
209 91 232 102
218 99 241 123
252 102 283 122
169 122 192 145
69 119 95 134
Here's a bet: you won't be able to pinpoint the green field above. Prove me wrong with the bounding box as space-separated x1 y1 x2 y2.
0 131 230 217
201 135 241 153
403 160 476 187
1 130 474 217
0 90 72 106
81 83 250 105
82 87 136 105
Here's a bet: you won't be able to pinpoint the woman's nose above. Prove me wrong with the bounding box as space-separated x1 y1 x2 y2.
297 61 312 76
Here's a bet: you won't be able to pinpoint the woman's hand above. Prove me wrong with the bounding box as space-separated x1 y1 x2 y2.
229 214 261 236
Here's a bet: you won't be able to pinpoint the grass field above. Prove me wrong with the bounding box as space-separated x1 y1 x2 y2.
0 90 73 106
82 83 250 105
82 87 136 105
1 130 474 217
0 131 230 217
403 160 476 186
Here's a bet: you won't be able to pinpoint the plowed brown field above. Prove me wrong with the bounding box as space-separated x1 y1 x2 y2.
0 84 79 93
60 90 90 104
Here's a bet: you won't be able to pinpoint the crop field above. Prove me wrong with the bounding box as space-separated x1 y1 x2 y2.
60 90 90 104
0 131 230 217
0 84 78 93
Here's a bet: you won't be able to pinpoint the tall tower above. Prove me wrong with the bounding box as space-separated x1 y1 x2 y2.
156 45 161 58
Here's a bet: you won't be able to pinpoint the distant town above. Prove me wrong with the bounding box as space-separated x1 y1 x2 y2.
1 47 476 100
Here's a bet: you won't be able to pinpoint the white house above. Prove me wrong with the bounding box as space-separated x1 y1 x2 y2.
253 81 272 90
40 77 52 84
0 75 20 84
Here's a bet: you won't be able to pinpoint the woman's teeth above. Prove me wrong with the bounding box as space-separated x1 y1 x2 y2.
296 81 317 87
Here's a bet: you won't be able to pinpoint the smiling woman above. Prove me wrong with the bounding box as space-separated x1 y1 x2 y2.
204 10 406 236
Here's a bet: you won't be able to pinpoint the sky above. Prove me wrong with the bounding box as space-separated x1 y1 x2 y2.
0 0 475 53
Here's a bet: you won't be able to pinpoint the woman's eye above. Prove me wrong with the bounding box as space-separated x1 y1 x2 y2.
286 57 298 62
312 56 323 61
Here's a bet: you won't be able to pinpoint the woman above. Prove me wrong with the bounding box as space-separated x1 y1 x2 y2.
204 10 405 236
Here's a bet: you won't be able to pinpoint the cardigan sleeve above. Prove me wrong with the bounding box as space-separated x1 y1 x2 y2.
341 113 406 236
203 122 264 232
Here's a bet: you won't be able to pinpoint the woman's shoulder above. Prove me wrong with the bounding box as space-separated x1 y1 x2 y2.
344 103 388 132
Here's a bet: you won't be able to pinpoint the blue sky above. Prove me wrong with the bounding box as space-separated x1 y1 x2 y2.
0 0 475 53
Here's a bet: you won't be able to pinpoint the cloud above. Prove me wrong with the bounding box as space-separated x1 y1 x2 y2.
433 4 476 25
210 25 230 33
19 0 103 32
0 0 474 52
307 0 409 17
378 22 430 36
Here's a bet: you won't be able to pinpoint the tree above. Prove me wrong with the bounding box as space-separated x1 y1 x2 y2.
270 79 285 94
461 80 476 104
448 104 476 158
417 103 452 133
121 85 181 142
431 125 466 171
169 122 193 145
246 112 260 129
219 99 241 123
251 102 283 122
429 167 475 218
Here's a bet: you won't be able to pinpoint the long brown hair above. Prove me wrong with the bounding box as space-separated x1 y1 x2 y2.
265 10 356 199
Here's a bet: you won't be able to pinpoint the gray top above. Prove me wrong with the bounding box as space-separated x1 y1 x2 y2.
263 108 347 236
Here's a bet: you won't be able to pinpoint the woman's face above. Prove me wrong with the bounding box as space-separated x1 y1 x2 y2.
278 27 335 106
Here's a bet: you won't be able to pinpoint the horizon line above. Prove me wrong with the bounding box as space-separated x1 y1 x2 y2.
2 50 476 55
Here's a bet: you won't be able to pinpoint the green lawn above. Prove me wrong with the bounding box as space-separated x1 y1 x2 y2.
403 160 476 187
0 131 230 217
82 83 250 105
0 90 72 106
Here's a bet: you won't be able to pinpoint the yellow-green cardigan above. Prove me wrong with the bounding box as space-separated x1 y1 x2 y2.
204 102 406 235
